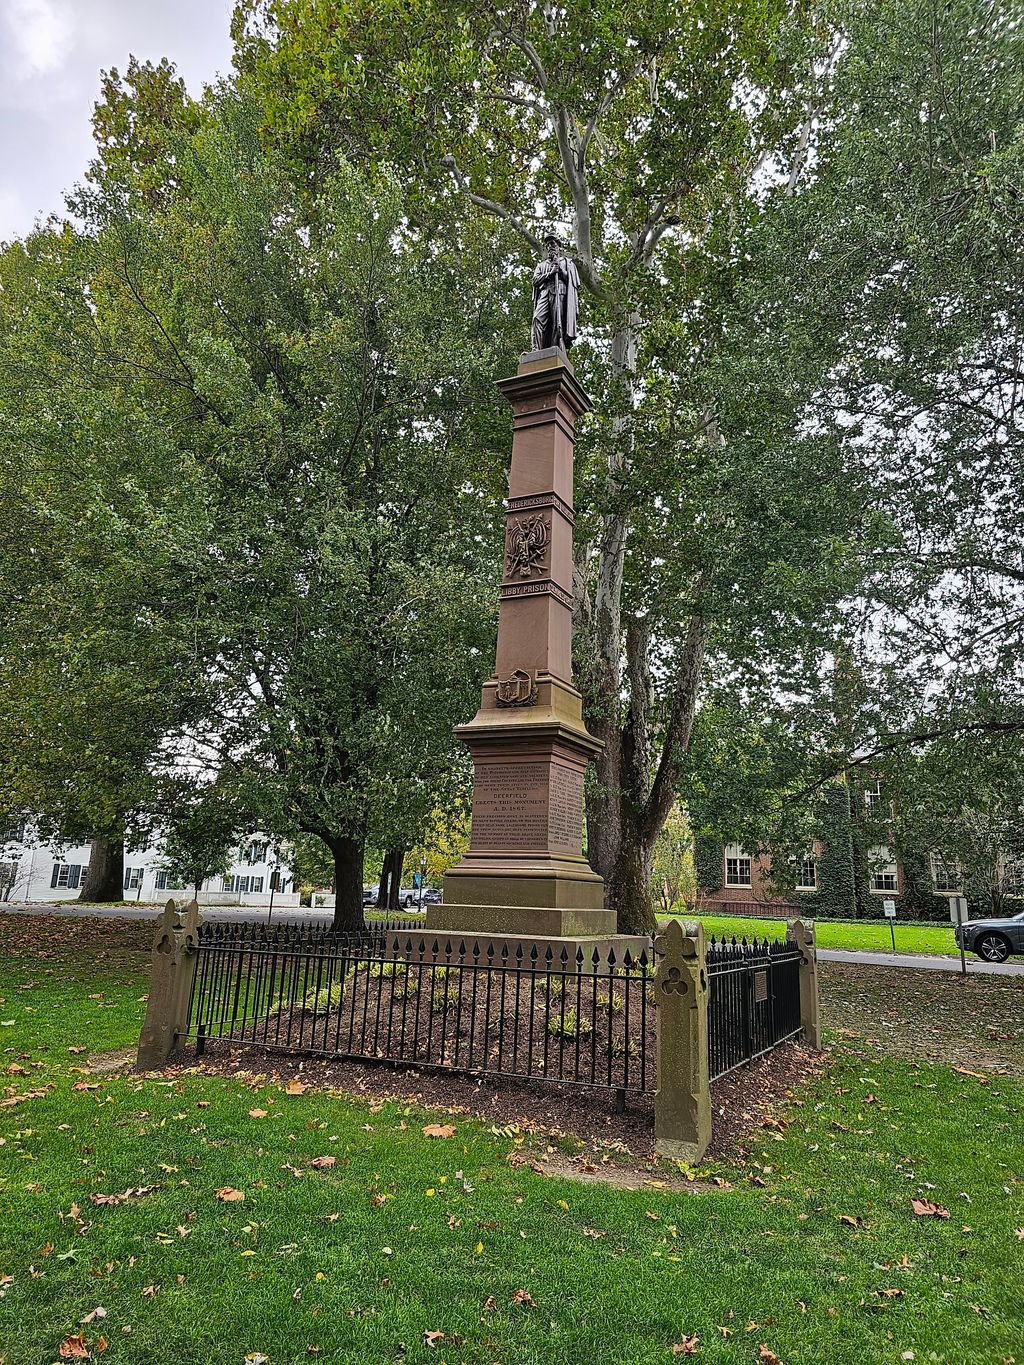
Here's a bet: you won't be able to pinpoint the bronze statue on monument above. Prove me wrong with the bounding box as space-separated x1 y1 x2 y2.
531 233 580 353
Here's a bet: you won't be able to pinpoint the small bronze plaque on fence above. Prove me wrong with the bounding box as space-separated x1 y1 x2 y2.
753 970 768 1004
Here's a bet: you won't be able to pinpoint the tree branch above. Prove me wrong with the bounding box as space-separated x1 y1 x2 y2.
441 154 545 252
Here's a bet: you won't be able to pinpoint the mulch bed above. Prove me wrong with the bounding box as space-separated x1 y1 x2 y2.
168 1035 824 1173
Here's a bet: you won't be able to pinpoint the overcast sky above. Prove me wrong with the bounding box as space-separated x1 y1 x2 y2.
0 0 235 242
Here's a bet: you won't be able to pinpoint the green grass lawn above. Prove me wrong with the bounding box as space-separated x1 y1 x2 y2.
2 917 1022 1364
689 914 959 957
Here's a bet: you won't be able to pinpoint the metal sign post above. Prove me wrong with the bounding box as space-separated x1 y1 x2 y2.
950 896 968 977
267 867 279 925
882 898 896 951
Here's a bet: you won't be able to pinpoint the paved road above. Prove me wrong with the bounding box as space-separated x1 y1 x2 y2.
5 904 1024 977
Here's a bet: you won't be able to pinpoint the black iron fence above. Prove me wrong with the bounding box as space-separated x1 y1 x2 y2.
185 922 652 1093
183 921 803 1094
706 937 803 1079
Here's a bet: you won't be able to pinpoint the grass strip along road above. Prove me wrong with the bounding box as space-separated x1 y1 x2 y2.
0 916 1021 1364
691 914 960 957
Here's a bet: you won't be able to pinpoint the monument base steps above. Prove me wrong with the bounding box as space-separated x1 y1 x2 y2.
428 900 614 937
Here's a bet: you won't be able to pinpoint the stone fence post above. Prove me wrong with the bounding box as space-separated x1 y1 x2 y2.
653 918 711 1162
137 899 202 1070
785 917 821 1048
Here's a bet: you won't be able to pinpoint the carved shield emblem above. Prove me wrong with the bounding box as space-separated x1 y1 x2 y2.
495 669 537 707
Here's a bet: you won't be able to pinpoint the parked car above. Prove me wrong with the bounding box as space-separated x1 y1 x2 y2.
397 887 420 908
362 886 378 905
420 887 442 905
954 910 1024 962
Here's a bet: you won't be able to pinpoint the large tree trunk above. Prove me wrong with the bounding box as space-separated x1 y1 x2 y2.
583 319 636 903
387 848 405 911
78 836 124 903
606 799 658 935
375 848 405 911
329 834 366 931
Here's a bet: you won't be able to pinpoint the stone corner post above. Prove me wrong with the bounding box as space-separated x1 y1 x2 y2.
653 917 711 1163
785 917 821 1048
136 899 203 1070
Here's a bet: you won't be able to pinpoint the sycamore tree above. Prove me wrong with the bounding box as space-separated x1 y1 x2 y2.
712 0 1024 800
234 0 872 932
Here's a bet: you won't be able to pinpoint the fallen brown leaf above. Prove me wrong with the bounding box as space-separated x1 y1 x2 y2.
310 1156 336 1170
671 1335 700 1355
422 1123 456 1139
58 1334 90 1359
911 1198 949 1219
215 1187 245 1202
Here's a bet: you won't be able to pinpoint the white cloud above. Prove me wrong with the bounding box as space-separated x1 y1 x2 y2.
2 0 73 78
0 0 234 242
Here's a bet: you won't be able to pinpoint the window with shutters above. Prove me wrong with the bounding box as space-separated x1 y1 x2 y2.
51 863 83 890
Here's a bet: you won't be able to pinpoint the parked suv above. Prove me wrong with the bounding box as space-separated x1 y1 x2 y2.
955 910 1024 963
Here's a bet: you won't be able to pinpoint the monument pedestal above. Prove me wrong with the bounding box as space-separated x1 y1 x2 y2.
428 349 615 948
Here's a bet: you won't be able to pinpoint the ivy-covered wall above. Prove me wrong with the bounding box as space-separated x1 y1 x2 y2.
896 850 949 921
694 835 724 895
810 781 858 918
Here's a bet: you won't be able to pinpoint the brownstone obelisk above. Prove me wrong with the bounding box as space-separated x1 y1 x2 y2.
428 346 613 940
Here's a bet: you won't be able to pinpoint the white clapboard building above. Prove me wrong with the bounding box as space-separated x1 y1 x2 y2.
0 821 299 908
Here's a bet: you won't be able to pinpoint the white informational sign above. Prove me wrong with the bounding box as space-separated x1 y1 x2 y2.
882 899 896 919
949 895 968 925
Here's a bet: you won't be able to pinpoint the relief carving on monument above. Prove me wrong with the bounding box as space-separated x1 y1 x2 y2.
505 511 550 578
495 669 538 708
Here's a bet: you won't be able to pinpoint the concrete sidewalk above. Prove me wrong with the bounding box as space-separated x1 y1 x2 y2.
818 946 1024 977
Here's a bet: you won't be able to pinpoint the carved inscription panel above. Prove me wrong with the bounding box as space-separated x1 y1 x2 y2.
548 763 584 852
471 763 550 849
469 760 584 854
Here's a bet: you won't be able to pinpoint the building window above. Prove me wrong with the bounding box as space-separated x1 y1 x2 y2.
931 855 961 893
154 870 185 892
795 856 817 891
725 844 751 887
123 867 143 891
870 847 898 892
2 820 26 844
244 842 268 864
223 874 264 894
864 779 883 811
50 863 83 890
